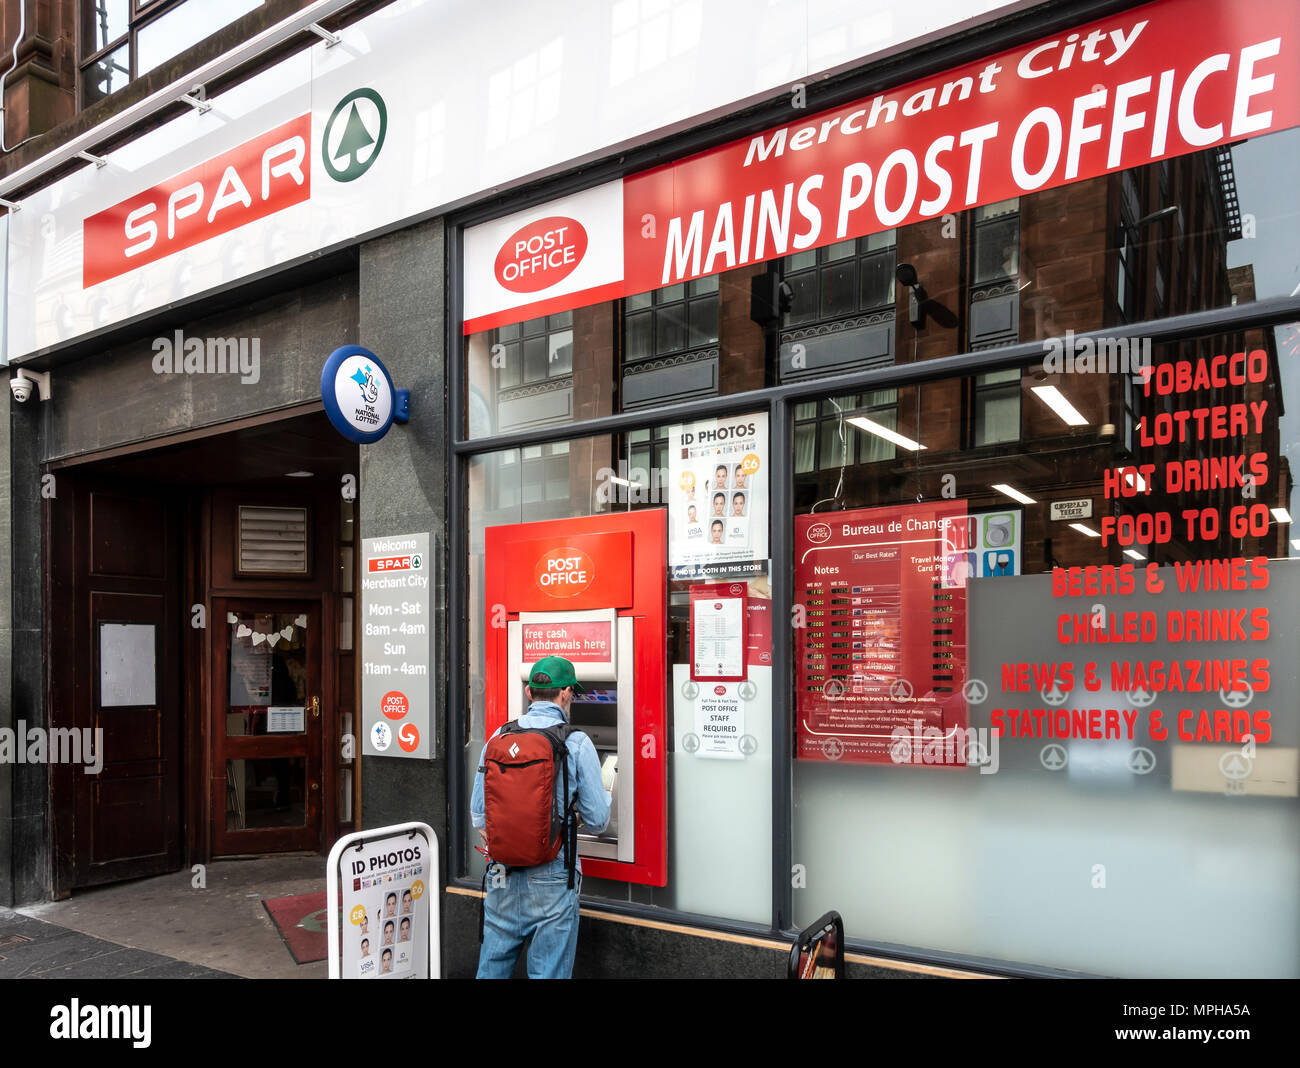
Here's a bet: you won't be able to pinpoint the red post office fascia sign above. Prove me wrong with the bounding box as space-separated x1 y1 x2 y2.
465 0 1300 334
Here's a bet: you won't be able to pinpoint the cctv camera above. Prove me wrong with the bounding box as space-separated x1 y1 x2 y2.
10 369 51 403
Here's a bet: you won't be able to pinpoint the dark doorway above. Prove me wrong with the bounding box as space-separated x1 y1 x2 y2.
48 408 359 895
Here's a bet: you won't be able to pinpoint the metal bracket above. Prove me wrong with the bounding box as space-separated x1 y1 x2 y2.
308 22 341 46
77 151 108 169
180 86 212 114
0 197 19 212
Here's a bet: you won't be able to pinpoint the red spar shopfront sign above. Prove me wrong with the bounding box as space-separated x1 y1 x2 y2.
464 0 1300 333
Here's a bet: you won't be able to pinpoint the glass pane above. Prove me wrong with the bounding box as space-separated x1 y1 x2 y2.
820 261 855 319
975 389 1020 445
497 341 521 388
523 335 547 382
225 758 306 830
656 302 687 355
339 497 355 542
690 274 719 296
548 310 573 330
227 612 308 736
786 272 818 325
657 284 685 304
823 239 856 262
853 407 896 463
794 425 816 474
548 329 573 377
787 250 816 272
978 368 1020 385
819 419 849 470
858 249 894 309
497 322 521 341
339 597 353 652
688 296 719 348
138 0 264 76
794 402 817 420
81 0 129 57
82 44 130 106
340 546 354 594
861 229 897 251
625 311 652 361
974 216 1020 283
625 292 652 312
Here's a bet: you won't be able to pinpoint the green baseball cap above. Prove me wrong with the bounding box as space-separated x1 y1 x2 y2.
528 655 584 694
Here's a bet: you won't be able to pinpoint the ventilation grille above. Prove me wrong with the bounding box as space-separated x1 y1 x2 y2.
238 506 308 574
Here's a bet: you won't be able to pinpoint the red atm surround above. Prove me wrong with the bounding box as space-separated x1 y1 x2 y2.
484 511 667 886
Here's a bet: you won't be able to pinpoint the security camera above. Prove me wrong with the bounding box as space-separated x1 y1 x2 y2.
895 262 919 288
10 369 51 403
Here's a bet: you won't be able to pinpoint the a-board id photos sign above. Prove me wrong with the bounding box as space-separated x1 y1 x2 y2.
361 532 432 758
336 828 435 979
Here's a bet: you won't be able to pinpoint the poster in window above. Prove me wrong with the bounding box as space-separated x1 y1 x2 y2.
795 501 969 763
668 413 768 579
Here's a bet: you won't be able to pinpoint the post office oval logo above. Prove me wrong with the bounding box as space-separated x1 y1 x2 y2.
808 523 833 544
495 216 588 293
534 548 595 597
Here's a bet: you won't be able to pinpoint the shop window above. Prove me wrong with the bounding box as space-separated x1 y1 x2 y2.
465 419 773 923
779 233 896 382
79 0 264 107
972 369 1021 447
790 331 1296 978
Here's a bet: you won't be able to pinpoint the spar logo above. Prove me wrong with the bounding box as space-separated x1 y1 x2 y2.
321 88 387 183
494 216 588 293
83 89 386 288
534 548 594 597
807 523 832 544
369 554 417 572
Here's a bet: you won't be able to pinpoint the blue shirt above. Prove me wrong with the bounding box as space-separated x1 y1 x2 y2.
471 702 612 866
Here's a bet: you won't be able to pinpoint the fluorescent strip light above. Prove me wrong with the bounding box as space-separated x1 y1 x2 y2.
1292 539 1300 551
1124 549 1146 561
847 416 925 452
1031 385 1089 426
1070 522 1101 537
1271 507 1292 524
992 483 1036 505
608 476 637 487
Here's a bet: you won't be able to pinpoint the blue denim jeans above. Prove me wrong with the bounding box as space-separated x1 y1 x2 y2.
476 862 581 979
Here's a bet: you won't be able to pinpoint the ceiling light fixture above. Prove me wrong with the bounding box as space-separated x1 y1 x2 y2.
847 416 925 452
1069 522 1101 537
1031 385 1088 426
992 483 1036 505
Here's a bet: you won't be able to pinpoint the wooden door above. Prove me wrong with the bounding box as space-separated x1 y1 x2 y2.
211 599 323 854
57 481 183 888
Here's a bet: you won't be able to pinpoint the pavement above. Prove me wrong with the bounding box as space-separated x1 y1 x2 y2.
6 854 331 979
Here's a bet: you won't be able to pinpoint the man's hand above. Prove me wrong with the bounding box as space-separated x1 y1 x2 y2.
477 827 489 849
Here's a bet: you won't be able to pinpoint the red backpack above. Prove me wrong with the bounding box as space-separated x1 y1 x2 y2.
481 720 580 888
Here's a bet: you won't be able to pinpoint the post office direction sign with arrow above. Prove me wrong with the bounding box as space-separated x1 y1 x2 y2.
321 344 410 444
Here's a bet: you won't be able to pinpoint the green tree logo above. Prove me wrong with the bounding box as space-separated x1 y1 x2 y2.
323 88 387 182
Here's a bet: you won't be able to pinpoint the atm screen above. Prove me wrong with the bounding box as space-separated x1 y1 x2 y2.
570 692 617 731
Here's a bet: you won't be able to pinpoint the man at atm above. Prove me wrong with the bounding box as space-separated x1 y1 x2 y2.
471 656 612 979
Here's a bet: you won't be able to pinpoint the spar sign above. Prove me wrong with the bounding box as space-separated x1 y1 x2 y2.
83 89 388 289
464 0 1300 332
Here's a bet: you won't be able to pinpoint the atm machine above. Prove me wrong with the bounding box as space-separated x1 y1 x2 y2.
484 511 667 886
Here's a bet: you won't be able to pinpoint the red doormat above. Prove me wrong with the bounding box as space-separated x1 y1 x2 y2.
263 892 329 965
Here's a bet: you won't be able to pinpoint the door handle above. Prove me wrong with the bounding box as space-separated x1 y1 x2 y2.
311 696 321 719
